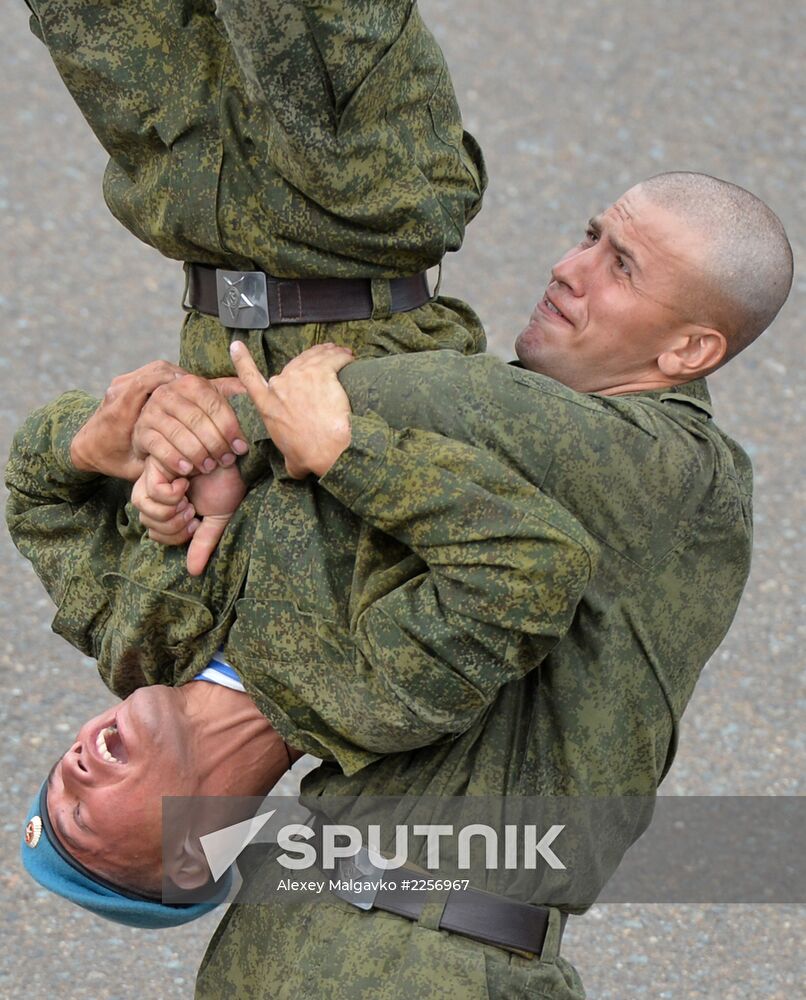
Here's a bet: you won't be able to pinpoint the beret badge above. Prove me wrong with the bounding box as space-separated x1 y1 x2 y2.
25 815 43 849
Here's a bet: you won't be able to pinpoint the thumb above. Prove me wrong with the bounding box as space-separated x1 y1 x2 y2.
186 513 232 576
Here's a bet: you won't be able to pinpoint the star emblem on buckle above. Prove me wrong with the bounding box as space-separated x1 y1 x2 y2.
214 270 270 329
220 275 256 322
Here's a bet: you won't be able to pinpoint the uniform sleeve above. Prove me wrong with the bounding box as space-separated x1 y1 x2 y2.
313 410 597 754
5 391 125 657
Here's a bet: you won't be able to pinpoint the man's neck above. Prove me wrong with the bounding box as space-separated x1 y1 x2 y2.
180 681 298 796
597 377 678 396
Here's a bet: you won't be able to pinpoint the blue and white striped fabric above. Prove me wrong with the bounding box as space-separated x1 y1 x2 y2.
194 650 245 692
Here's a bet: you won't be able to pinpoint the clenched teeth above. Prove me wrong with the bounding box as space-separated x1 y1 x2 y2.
96 725 123 764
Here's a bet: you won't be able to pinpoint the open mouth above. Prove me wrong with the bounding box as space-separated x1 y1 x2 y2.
95 719 128 764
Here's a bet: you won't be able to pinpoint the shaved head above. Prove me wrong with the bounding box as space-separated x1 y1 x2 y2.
638 172 793 362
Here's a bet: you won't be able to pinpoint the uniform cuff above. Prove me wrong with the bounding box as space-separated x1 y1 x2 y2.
229 393 275 488
318 411 393 508
56 392 105 483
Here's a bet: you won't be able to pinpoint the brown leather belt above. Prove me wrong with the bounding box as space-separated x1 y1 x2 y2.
327 845 566 958
184 262 432 329
373 877 566 958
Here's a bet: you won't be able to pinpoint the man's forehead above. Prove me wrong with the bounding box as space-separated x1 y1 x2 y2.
595 188 647 239
589 199 646 274
594 190 700 277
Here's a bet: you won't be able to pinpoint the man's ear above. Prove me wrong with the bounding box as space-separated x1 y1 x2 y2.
164 832 212 891
657 326 727 379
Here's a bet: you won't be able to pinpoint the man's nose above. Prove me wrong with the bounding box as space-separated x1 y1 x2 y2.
551 245 594 295
62 740 91 785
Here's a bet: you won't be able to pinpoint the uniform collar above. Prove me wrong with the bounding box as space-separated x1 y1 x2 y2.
507 362 714 418
643 378 713 418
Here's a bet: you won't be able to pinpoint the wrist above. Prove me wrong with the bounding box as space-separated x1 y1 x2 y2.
69 425 98 474
310 420 352 478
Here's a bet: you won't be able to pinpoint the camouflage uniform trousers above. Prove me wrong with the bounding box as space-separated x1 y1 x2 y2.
196 857 584 1000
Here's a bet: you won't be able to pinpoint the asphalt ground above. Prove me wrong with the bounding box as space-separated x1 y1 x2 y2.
0 0 803 997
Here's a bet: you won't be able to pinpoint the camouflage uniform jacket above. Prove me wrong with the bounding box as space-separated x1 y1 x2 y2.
22 0 490 428
22 0 485 278
194 353 753 1000
7 355 753 998
268 352 751 897
7 350 753 891
5 385 596 775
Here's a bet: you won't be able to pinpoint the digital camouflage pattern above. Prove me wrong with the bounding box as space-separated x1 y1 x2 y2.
23 0 485 278
14 2 754 997
6 350 753 999
22 0 490 411
197 885 585 1000
195 354 752 999
5 387 596 770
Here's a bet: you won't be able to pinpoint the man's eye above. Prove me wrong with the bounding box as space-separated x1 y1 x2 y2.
615 255 631 275
583 229 599 244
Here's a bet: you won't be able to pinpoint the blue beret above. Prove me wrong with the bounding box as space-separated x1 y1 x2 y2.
21 780 232 929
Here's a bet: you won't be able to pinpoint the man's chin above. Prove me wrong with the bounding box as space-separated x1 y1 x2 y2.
514 326 550 373
513 326 534 363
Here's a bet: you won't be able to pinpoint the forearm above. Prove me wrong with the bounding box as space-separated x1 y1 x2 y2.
224 345 593 762
5 392 124 651
310 412 595 753
6 390 103 512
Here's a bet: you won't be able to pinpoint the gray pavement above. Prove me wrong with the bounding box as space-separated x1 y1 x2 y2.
1 0 803 996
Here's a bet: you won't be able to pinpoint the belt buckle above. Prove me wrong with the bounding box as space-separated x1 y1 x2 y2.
215 269 270 329
329 847 383 912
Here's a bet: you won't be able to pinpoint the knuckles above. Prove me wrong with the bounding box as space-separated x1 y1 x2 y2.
178 373 206 391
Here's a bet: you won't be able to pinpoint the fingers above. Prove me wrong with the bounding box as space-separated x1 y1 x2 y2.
146 519 199 547
136 491 196 530
133 360 186 395
135 490 199 546
210 376 247 399
151 376 241 461
106 360 185 403
229 341 270 406
131 458 197 545
229 341 354 413
133 373 249 475
280 342 355 376
186 513 233 576
142 456 190 505
144 511 199 545
135 417 225 477
231 341 354 478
